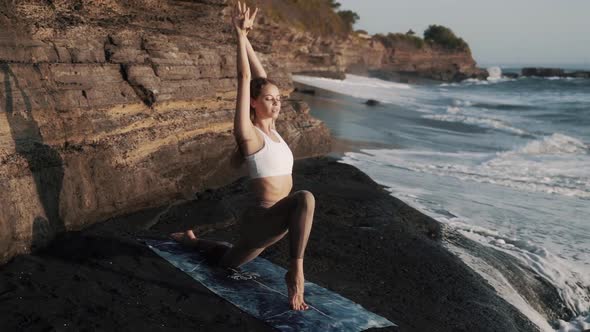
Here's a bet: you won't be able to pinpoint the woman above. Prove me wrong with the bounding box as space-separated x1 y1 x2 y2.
170 1 315 311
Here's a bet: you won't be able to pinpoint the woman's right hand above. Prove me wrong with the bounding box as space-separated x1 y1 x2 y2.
232 1 258 35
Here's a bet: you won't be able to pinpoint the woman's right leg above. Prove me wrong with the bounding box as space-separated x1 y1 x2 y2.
218 190 315 268
219 190 315 311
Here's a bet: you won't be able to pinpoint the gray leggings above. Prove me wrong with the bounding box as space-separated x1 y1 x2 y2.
197 190 315 268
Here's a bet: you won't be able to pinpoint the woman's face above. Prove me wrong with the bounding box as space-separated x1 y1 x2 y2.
252 84 281 120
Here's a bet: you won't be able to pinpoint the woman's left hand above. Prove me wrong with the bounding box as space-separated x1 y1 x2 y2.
232 1 258 35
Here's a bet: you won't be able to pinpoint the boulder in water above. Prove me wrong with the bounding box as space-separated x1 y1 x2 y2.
364 99 380 106
294 87 316 95
568 71 590 78
521 67 565 77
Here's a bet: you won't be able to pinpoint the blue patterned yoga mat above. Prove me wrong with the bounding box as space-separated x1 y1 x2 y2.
142 239 396 332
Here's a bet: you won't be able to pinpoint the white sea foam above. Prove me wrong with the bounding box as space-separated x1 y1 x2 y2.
557 315 590 332
446 239 555 332
449 219 590 332
446 106 462 113
451 99 473 107
356 135 590 199
441 72 517 86
487 66 503 80
423 113 531 136
292 74 441 111
514 133 589 155
448 219 590 314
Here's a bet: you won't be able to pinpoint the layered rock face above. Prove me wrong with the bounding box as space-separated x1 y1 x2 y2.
250 18 485 82
375 44 486 81
0 0 330 263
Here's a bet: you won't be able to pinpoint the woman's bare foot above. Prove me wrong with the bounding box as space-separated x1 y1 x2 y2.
284 261 309 311
169 229 199 248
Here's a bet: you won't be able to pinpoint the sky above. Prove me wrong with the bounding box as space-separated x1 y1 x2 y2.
337 0 590 68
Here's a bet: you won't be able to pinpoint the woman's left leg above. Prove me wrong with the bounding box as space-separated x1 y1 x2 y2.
169 230 233 264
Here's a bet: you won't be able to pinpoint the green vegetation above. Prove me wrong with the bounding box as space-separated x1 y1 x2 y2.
251 0 360 36
244 0 469 50
327 0 341 9
373 33 425 49
423 25 469 51
373 25 470 52
337 10 359 31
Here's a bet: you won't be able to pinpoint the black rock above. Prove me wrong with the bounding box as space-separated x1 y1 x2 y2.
297 88 316 95
521 67 565 77
503 72 519 79
566 71 590 78
364 99 380 106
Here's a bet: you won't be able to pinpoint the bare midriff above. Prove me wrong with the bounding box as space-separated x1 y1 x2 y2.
249 174 293 205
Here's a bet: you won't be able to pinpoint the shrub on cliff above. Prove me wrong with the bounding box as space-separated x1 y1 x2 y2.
337 10 359 32
327 0 341 9
254 0 359 36
423 25 469 51
373 33 425 49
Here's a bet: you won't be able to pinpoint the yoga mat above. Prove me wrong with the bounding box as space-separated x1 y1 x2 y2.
142 239 396 332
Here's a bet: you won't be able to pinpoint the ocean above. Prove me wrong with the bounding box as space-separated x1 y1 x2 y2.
292 71 590 332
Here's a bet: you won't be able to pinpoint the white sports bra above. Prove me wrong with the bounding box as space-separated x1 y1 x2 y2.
244 126 294 179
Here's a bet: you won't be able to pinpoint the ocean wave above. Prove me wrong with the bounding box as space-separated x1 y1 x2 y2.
510 133 589 155
422 113 531 136
293 74 420 107
293 74 412 90
451 99 473 107
344 135 590 199
440 77 516 87
447 220 590 332
487 66 503 80
448 220 590 312
527 76 579 81
556 315 590 332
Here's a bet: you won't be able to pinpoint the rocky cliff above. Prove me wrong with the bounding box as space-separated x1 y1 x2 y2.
0 0 332 264
249 17 486 82
0 0 482 264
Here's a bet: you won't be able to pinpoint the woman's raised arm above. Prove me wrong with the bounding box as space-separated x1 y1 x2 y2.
232 2 260 154
245 37 267 79
237 3 266 79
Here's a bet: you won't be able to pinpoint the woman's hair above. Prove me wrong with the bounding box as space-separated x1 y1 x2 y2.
230 77 278 169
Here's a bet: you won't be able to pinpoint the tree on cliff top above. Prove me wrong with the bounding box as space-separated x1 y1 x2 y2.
337 10 359 32
373 33 424 49
327 0 341 9
423 25 469 51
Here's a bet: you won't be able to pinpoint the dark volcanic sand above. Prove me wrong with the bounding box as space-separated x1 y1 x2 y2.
0 157 539 332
